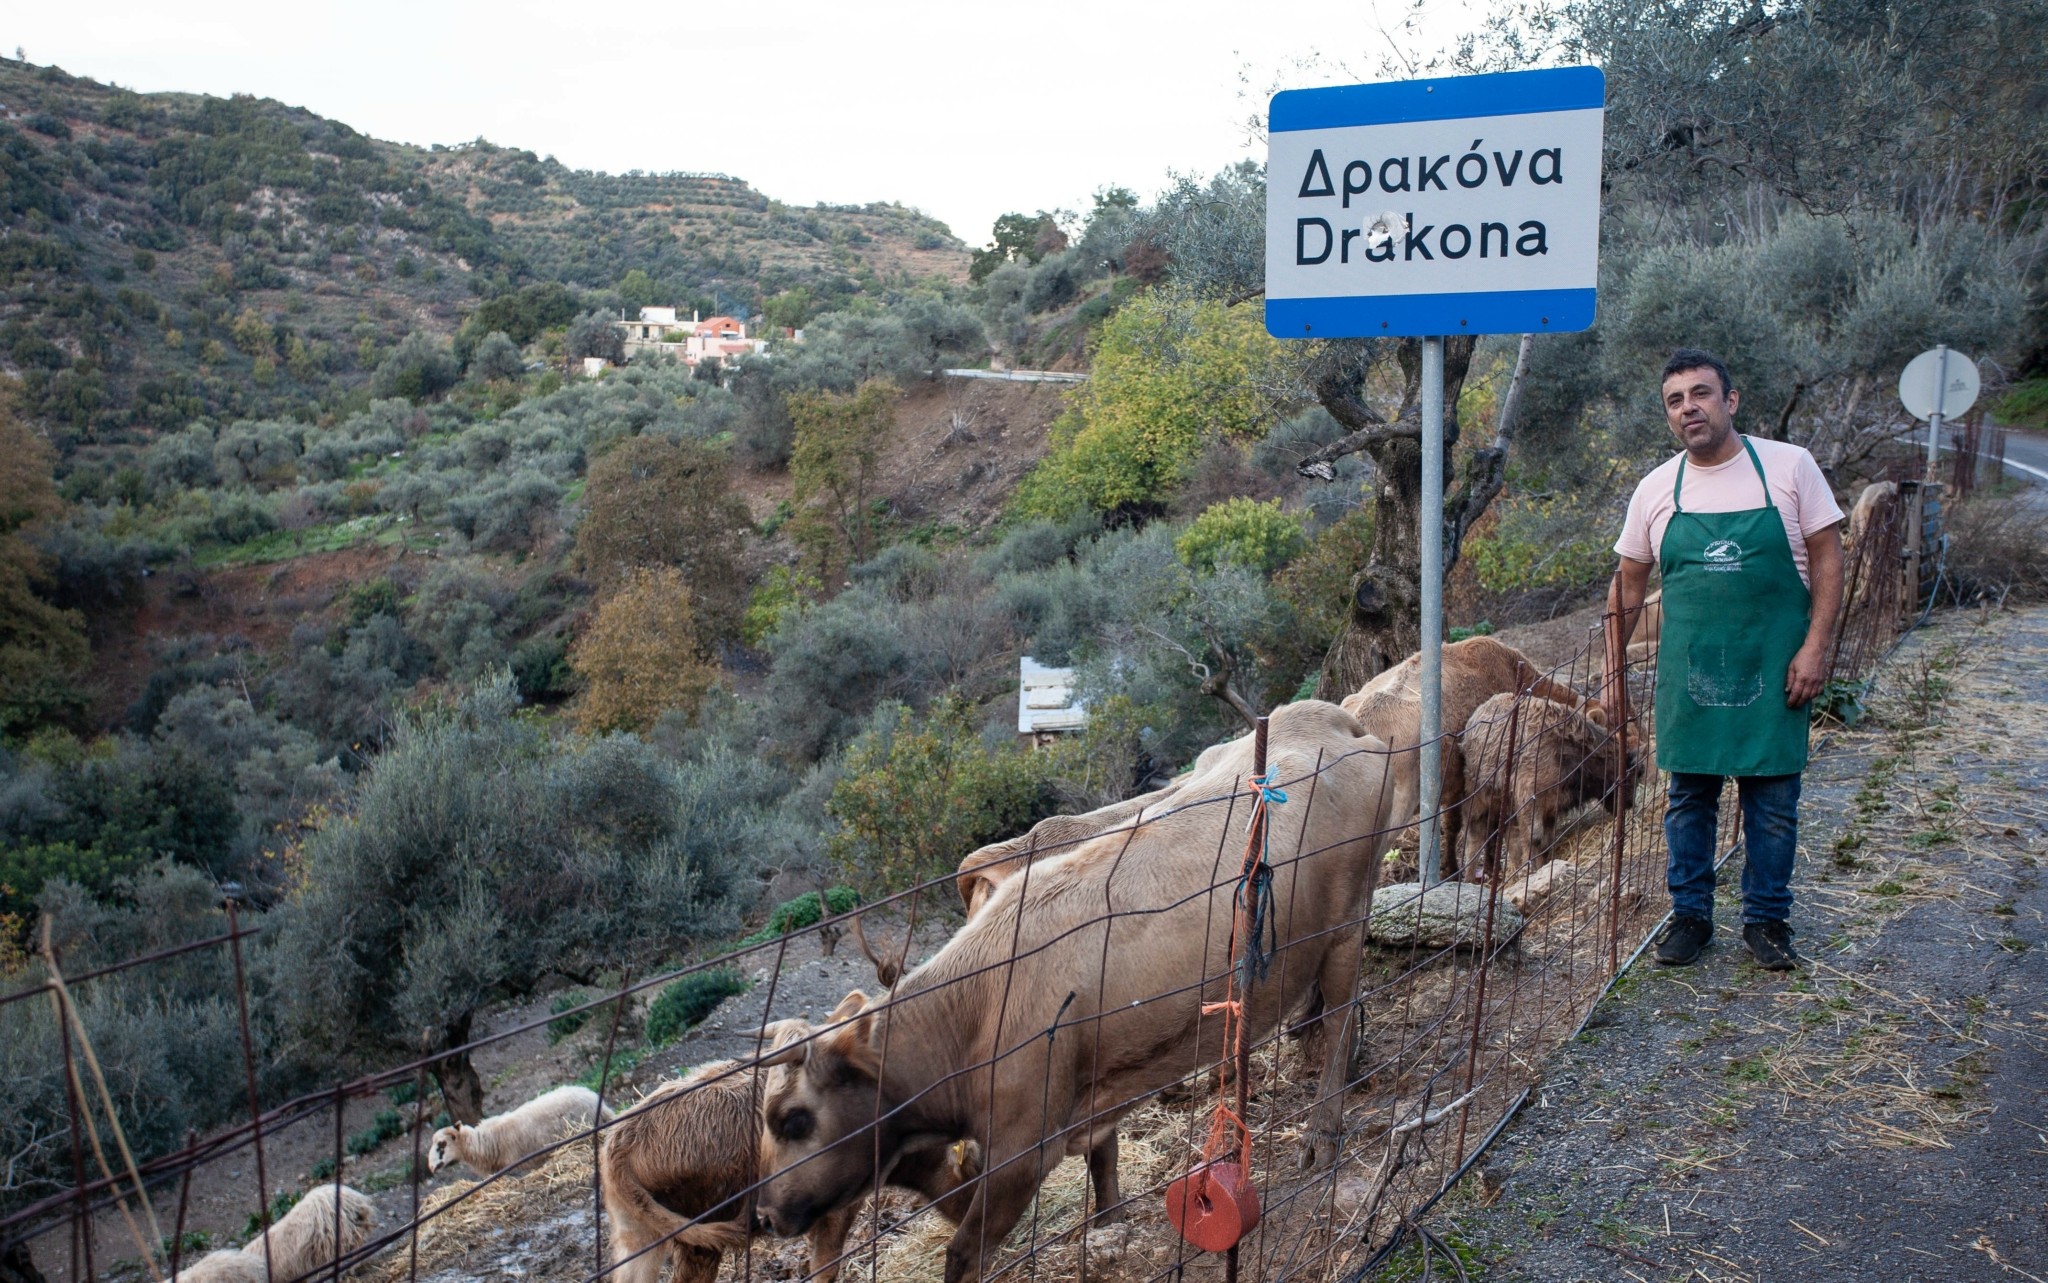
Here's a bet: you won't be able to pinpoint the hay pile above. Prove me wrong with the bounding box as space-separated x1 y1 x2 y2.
357 1138 608 1283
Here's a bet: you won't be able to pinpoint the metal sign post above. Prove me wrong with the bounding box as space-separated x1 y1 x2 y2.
1266 67 1606 886
1417 337 1446 883
1926 345 1950 473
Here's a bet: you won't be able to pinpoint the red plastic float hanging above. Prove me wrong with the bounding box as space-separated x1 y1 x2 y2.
1165 1159 1262 1253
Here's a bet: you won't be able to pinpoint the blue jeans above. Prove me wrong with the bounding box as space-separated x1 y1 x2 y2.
1665 772 1802 925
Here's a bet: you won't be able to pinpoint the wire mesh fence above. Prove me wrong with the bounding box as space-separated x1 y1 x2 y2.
2 537 1912 1283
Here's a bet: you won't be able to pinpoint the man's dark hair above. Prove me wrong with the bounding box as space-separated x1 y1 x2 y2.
1662 348 1732 396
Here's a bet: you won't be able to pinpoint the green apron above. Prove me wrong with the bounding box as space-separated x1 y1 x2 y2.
1653 436 1813 777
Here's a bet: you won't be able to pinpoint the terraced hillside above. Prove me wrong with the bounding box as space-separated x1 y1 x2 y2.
0 56 966 448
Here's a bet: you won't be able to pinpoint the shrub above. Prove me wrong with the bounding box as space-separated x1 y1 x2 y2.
510 635 575 700
576 434 750 643
1994 377 2048 429
1464 495 1617 594
742 564 820 647
1013 295 1285 520
1175 497 1307 574
645 968 747 1046
569 567 717 734
827 694 1048 891
547 991 593 1044
470 330 525 381
738 887 860 948
346 1108 406 1156
371 332 459 402
245 1191 300 1240
2 865 260 1218
1944 494 2048 602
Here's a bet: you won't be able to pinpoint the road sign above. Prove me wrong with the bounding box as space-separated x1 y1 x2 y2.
1898 346 1979 421
1265 66 1605 339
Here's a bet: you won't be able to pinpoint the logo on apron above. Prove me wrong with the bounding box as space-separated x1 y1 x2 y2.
1702 538 1743 572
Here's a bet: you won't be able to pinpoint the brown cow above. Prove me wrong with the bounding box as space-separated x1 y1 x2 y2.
952 788 1172 920
1343 635 1601 859
1452 692 1637 881
953 700 1377 919
601 1020 982 1283
753 708 1397 1283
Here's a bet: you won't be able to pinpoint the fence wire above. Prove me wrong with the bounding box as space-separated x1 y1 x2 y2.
2 530 1910 1283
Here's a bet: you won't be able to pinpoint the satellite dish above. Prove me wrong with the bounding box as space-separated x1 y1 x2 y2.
1898 347 1980 422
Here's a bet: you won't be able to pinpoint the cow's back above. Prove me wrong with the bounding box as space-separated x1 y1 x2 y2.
906 731 1393 1114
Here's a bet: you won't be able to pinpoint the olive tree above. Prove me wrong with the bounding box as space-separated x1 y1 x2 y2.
266 675 747 1122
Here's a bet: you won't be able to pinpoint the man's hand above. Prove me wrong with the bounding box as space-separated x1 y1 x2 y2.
1785 642 1829 708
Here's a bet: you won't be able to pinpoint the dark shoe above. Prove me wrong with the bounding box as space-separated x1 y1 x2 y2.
1655 914 1713 965
1742 920 1802 971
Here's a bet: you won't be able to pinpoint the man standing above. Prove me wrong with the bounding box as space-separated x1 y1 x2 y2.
1607 349 1845 970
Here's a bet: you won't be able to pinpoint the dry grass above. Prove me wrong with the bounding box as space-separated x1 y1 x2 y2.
355 1133 603 1283
1943 493 2048 604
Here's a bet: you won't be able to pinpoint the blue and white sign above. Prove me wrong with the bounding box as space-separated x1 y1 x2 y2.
1265 67 1605 339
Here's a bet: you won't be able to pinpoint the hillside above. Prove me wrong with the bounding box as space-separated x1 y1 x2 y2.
0 56 967 450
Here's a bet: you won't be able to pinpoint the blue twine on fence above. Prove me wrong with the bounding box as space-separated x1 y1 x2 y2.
1236 773 1286 988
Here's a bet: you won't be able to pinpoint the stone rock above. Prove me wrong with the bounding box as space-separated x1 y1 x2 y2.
1505 859 1578 910
1083 1222 1132 1273
1367 881 1524 949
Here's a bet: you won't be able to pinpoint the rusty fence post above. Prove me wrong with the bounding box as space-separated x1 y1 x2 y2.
224 897 276 1283
55 985 97 1283
1455 694 1519 1169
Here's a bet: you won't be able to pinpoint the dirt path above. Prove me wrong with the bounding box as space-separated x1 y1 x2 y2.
1391 604 2048 1281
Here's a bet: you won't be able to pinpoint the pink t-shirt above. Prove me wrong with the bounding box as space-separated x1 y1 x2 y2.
1615 436 1845 587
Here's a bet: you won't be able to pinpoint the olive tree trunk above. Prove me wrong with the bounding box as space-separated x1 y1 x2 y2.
1300 333 1532 698
427 1012 487 1125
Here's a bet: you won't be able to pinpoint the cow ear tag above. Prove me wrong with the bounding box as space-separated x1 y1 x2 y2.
1165 1160 1260 1252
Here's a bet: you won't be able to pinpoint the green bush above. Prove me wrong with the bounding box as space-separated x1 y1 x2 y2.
645 969 748 1046
1175 498 1307 574
1465 497 1616 594
742 565 820 647
547 990 592 1043
1012 295 1285 520
244 1190 299 1240
1995 377 2048 429
828 694 1049 891
345 1107 406 1156
738 887 860 948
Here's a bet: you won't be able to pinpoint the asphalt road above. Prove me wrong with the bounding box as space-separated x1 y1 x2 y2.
1997 423 2048 486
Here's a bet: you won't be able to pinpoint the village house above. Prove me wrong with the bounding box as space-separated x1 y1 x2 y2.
614 307 770 368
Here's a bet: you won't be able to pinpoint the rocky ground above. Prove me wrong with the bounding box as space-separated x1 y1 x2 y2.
1388 604 2048 1282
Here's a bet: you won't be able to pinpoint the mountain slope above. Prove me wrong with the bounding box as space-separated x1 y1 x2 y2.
0 56 967 450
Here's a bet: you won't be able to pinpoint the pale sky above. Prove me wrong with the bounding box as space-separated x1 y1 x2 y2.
19 1 1475 248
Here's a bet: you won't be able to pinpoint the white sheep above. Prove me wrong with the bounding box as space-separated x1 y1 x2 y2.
173 1183 375 1282
426 1084 613 1178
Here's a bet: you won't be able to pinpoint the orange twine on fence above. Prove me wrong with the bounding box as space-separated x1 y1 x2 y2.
1167 763 1284 1254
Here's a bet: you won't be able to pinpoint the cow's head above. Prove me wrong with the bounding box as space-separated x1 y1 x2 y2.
756 990 902 1235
